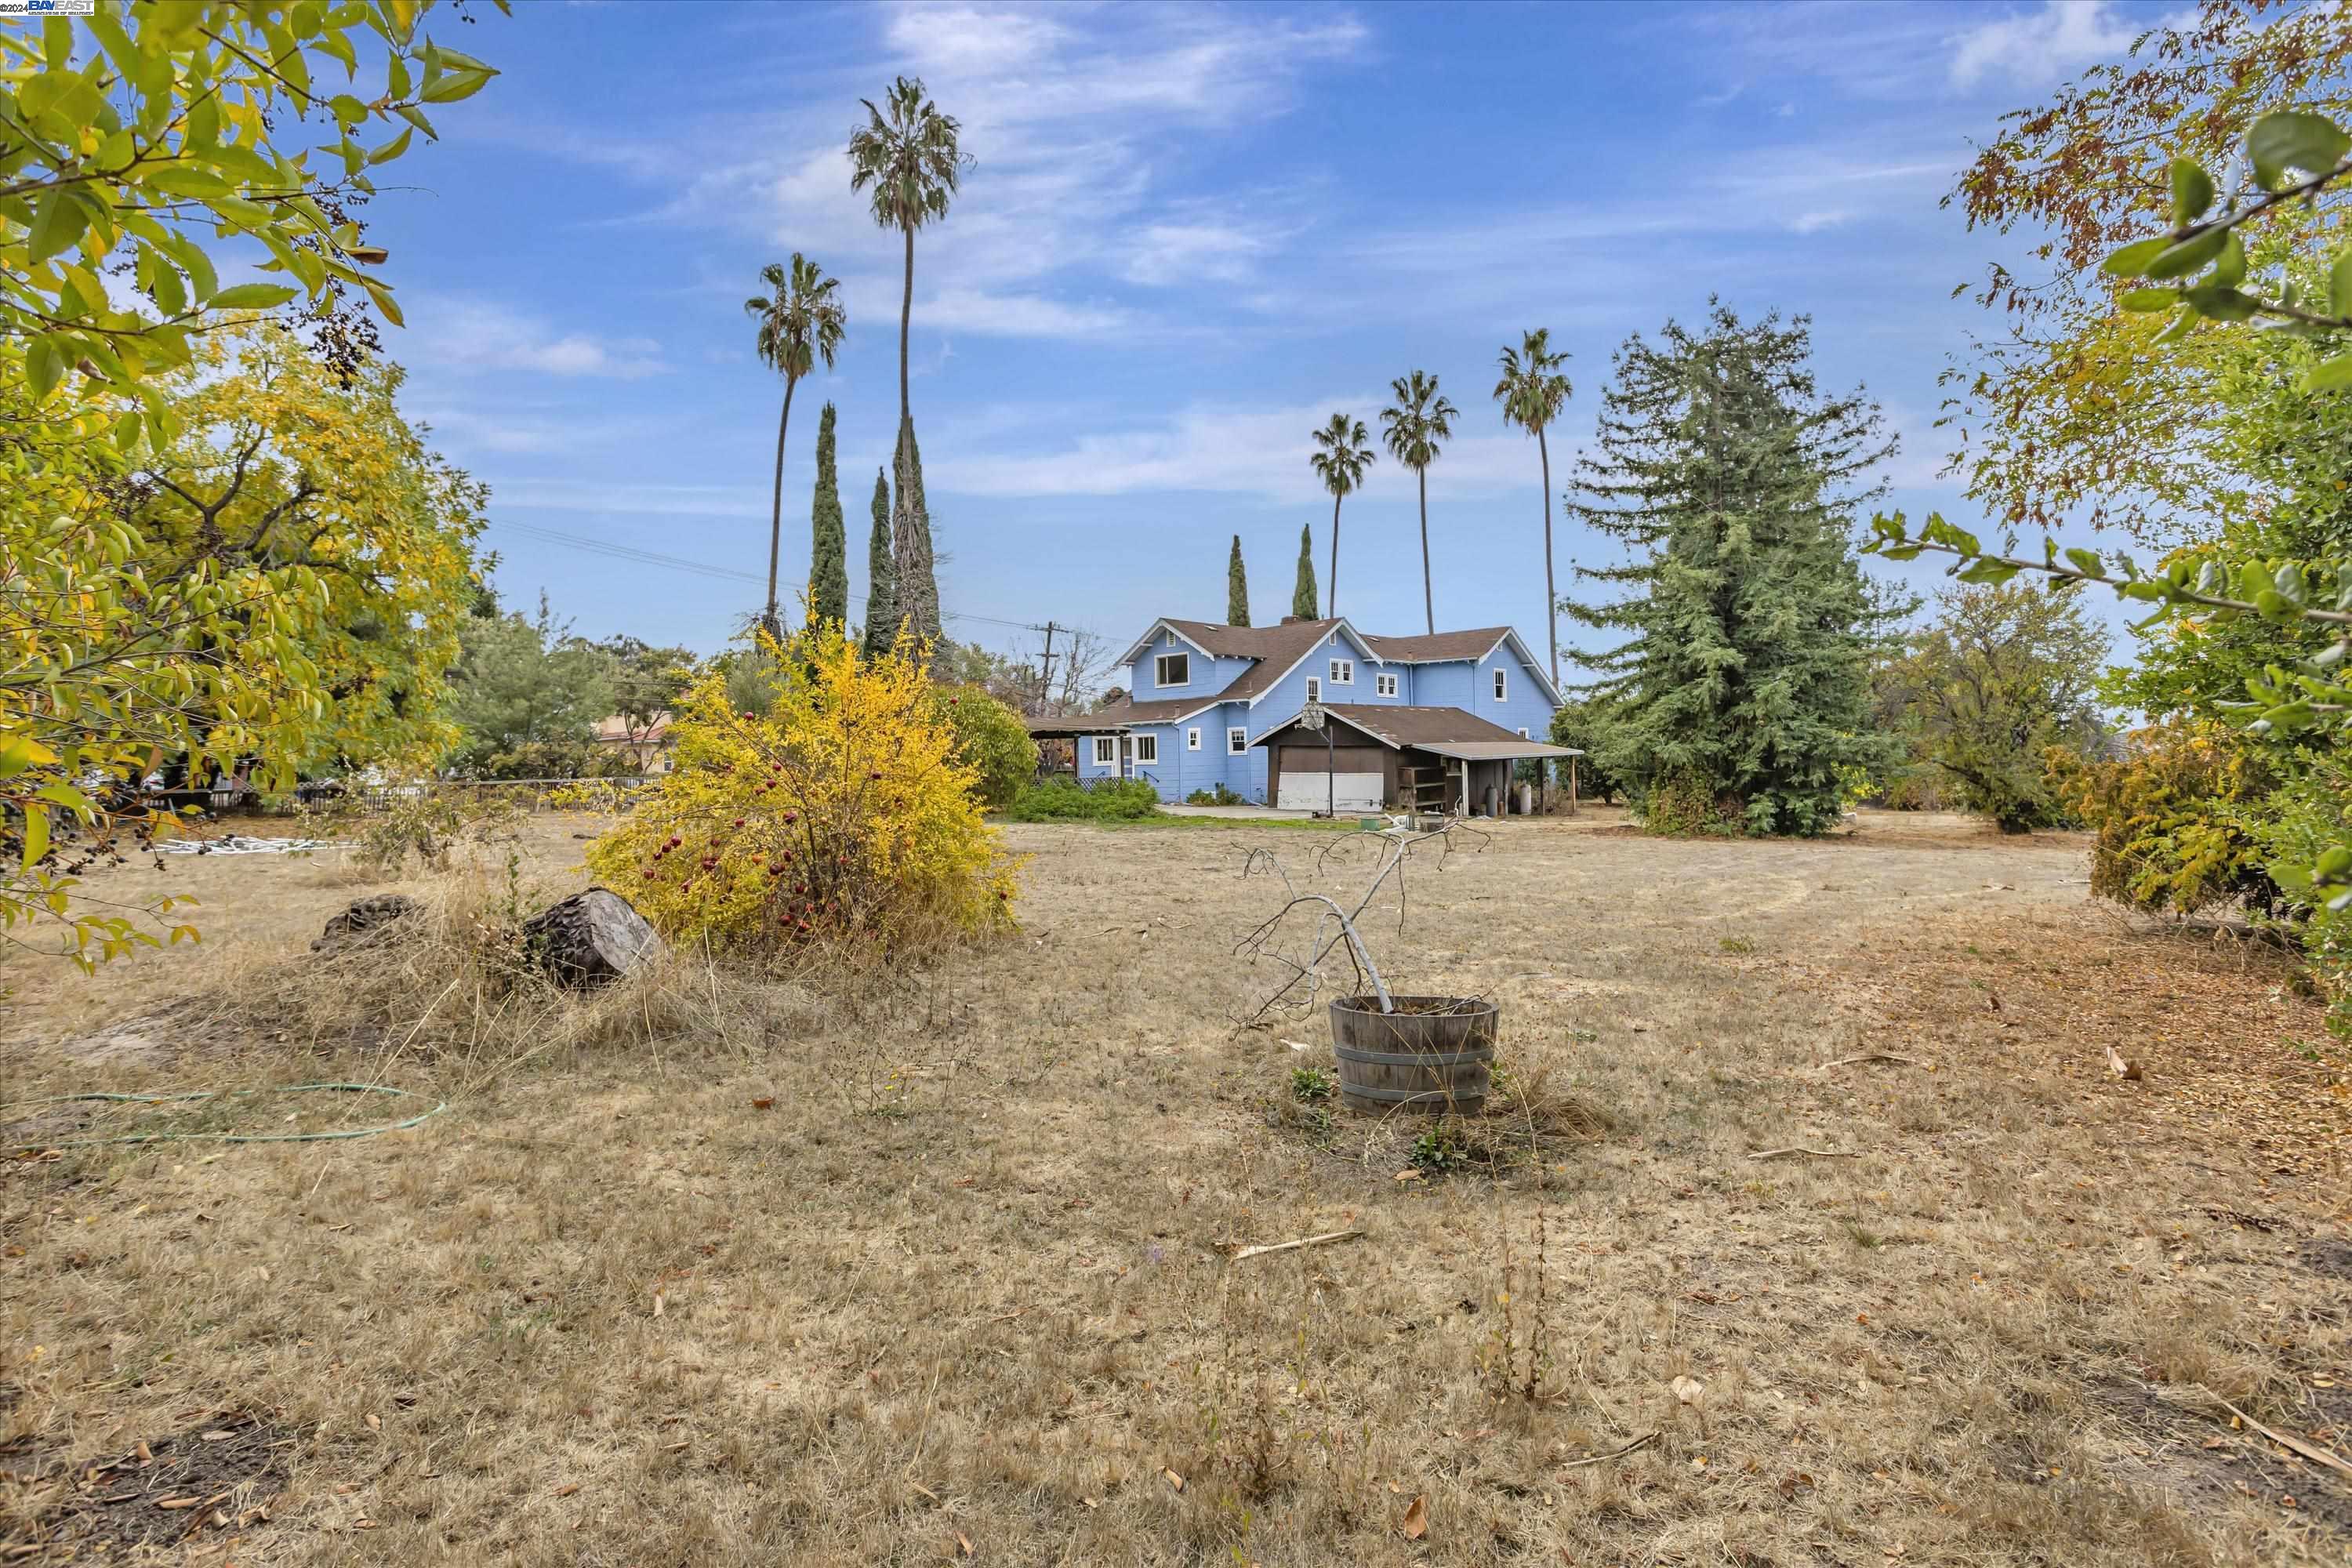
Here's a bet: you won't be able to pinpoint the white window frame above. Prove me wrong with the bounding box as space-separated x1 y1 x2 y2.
1132 733 1160 765
1493 667 1508 702
1228 727 1247 754
1304 676 1321 702
1376 672 1398 698
1154 652 1190 688
1091 736 1117 766
1518 728 1530 739
1185 727 1202 751
1329 658 1354 685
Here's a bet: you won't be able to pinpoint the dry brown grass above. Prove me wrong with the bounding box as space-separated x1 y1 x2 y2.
3 809 2348 1566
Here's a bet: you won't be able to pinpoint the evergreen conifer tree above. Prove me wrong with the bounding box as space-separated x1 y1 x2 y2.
1227 535 1250 626
808 403 848 629
891 416 942 647
862 468 897 659
1291 524 1318 621
1562 303 1904 837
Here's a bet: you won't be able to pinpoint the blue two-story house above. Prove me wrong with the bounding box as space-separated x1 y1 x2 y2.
1038 615 1570 811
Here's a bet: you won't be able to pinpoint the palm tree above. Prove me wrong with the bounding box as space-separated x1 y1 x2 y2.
1380 370 1457 636
744 254 845 637
1307 412 1374 619
1494 329 1573 685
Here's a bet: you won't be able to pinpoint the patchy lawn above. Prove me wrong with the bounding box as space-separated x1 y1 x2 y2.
3 810 2347 1566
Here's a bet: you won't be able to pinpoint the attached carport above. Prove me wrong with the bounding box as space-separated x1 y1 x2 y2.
1250 705 1582 816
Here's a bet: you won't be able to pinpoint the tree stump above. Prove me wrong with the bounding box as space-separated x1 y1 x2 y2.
311 894 420 954
523 888 662 985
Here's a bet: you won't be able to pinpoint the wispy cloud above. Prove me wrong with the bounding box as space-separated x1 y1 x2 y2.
1947 1 2139 91
408 296 669 379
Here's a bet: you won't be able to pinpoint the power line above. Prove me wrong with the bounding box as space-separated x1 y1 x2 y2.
489 519 1085 640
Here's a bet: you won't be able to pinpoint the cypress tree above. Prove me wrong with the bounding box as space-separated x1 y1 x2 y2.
890 416 942 648
808 403 848 629
1226 535 1250 626
862 467 897 659
1562 303 1904 837
1290 524 1318 620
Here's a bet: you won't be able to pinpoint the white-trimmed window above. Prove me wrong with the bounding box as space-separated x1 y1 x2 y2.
1493 667 1508 702
1228 727 1247 754
1091 736 1117 766
1155 652 1189 688
1376 672 1398 698
1305 676 1321 702
1132 734 1160 765
1185 727 1202 751
1329 658 1354 684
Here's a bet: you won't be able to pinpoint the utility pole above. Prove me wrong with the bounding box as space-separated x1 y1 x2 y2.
1034 621 1062 716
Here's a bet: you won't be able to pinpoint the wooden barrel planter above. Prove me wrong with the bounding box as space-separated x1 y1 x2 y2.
1329 995 1497 1115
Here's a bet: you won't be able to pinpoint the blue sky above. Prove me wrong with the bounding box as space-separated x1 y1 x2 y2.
376 0 2174 671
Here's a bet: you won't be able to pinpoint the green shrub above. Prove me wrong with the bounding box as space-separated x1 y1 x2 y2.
2049 719 2278 917
939 686 1037 808
1290 1065 1334 1102
1638 769 1734 837
1002 776 1162 822
1186 783 1246 806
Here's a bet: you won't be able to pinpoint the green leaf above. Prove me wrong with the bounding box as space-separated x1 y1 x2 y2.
2063 548 2106 579
206 283 301 311
2211 231 2246 289
2248 110 2352 191
2144 229 2230 281
2101 237 2172 278
419 66 494 104
2303 351 2352 394
2183 284 2259 321
2152 307 2200 347
2331 250 2352 321
26 337 65 403
21 804 49 871
27 191 86 265
2168 158 2216 224
1956 557 2020 585
394 103 438 140
368 125 414 165
2118 287 2179 313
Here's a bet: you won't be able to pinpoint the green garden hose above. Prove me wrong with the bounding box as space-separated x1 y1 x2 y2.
9 1082 446 1147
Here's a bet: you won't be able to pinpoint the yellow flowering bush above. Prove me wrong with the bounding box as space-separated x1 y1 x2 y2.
587 622 1019 951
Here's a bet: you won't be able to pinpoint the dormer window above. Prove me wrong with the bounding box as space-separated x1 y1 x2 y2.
1155 652 1189 688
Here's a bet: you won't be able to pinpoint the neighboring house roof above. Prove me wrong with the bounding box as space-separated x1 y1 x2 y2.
1248 705 1579 760
1043 695 1222 733
1359 627 1510 662
593 713 670 744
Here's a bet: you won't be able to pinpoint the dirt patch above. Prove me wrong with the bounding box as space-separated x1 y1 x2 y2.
5 1409 292 1558
2092 1381 2352 1539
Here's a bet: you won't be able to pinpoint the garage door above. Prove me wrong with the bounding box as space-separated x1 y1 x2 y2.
1276 771 1384 812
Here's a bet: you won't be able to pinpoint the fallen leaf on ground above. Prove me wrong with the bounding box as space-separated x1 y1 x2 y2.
750 1098 773 1111
1671 1374 1706 1406
956 1532 974 1557
1401 1494 1427 1540
1163 1467 1185 1494
554 1483 581 1497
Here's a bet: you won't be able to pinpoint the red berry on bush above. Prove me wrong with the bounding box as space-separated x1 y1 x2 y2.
732 818 745 827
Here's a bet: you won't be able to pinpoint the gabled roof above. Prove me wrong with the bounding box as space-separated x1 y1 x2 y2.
1248 704 1536 750
1048 694 1222 732
1359 627 1511 663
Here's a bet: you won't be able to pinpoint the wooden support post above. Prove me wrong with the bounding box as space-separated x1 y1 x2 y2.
1570 754 1579 817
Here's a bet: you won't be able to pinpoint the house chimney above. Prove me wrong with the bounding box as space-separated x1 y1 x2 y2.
1280 615 1303 626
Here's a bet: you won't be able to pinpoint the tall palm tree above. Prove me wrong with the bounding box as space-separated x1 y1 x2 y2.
848 74 967 435
1380 370 1457 636
1307 412 1374 619
1494 329 1573 684
848 77 967 648
744 253 845 637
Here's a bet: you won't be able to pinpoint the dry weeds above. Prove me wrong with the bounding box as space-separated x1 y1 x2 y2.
2 810 2347 1566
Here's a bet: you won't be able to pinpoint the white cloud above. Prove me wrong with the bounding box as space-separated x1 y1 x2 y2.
1788 209 1853 234
1948 1 2137 91
932 396 1565 503
1122 219 1275 286
410 297 668 379
916 287 1132 339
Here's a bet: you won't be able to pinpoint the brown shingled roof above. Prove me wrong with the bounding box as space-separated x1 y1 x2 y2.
1260 704 1536 749
1359 627 1511 662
